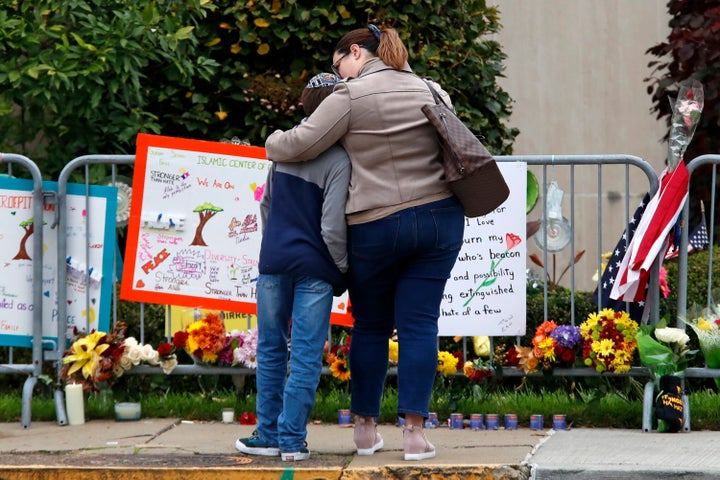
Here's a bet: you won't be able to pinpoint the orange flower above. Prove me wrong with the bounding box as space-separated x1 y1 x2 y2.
536 320 558 336
514 345 540 374
325 352 337 365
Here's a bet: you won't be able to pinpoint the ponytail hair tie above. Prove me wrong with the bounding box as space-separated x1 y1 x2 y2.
368 24 382 40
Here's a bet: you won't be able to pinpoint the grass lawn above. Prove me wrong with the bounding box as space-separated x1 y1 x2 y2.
3 381 720 430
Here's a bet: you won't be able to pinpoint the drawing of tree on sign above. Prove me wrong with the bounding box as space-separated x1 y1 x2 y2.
190 202 224 246
13 217 44 260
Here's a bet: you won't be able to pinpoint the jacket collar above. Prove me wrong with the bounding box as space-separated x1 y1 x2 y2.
357 57 413 78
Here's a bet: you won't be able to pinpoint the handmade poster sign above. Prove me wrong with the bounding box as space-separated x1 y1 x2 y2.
0 178 117 348
438 162 527 336
121 134 352 325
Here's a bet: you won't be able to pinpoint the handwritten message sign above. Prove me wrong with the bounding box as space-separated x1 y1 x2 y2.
438 162 527 337
0 178 117 348
121 134 352 325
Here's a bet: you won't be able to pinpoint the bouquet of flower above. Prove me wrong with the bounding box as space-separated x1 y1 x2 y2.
636 324 693 381
62 322 177 391
437 350 460 377
171 312 258 368
463 357 493 383
324 332 351 381
667 79 704 171
580 308 639 373
494 343 521 370
513 320 582 373
229 328 259 368
683 297 720 388
636 323 694 432
172 312 227 364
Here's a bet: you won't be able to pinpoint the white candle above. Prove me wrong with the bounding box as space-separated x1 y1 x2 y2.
64 383 85 426
222 408 235 424
114 402 141 421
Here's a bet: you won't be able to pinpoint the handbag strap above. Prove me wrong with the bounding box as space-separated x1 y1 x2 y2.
421 78 450 108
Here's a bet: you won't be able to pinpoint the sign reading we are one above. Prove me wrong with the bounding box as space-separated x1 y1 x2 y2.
120 134 353 326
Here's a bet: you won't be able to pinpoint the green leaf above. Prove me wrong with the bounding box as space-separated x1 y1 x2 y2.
173 26 195 41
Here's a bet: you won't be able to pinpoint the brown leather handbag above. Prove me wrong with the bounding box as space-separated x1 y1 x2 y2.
422 80 510 217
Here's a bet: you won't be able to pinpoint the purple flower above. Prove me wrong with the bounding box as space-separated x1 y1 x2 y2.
550 325 582 349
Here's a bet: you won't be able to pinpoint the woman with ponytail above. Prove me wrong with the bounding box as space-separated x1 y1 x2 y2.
265 24 464 461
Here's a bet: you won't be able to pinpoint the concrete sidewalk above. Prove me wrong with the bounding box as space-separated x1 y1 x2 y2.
0 419 718 479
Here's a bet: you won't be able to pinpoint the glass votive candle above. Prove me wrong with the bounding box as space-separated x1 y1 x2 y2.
115 402 141 422
222 408 235 424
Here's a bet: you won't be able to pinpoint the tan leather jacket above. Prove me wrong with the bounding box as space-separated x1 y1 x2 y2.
265 57 453 224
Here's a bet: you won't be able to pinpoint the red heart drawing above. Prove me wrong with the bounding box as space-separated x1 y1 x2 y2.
337 302 345 310
136 280 145 288
505 232 521 250
67 300 72 305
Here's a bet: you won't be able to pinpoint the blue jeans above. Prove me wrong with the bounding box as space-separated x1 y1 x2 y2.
255 274 333 452
348 196 464 419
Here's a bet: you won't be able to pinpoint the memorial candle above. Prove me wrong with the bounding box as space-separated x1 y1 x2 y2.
64 383 85 426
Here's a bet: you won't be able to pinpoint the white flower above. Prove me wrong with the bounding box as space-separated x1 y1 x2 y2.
126 344 143 365
140 344 160 365
160 357 178 374
124 337 139 349
655 327 690 347
677 99 701 116
119 354 134 371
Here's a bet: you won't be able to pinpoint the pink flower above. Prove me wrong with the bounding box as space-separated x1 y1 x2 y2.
659 266 671 299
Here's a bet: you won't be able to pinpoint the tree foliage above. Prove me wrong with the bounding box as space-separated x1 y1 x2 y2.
645 0 720 160
0 1 517 179
645 1 720 234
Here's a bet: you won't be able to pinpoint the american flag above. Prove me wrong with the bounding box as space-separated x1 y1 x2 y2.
689 216 710 252
610 162 689 302
592 193 650 322
664 215 710 260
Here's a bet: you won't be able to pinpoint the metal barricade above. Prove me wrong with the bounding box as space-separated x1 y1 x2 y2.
41 152 668 430
493 155 663 432
673 154 720 431
0 153 46 429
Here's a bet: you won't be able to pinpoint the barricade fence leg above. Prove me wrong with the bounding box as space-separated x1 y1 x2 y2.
642 380 655 432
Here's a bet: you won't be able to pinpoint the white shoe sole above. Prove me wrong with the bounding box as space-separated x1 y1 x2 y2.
356 438 384 455
281 451 310 461
404 449 436 461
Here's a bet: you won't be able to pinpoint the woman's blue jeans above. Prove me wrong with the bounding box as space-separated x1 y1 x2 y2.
348 196 464 419
255 274 333 452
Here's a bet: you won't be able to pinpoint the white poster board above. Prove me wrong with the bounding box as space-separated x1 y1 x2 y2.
438 162 527 336
0 178 117 347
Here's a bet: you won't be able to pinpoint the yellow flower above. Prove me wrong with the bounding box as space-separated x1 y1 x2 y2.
538 337 556 361
437 350 458 376
388 339 399 364
594 338 615 357
62 331 109 379
330 358 351 381
463 361 475 377
698 318 712 331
